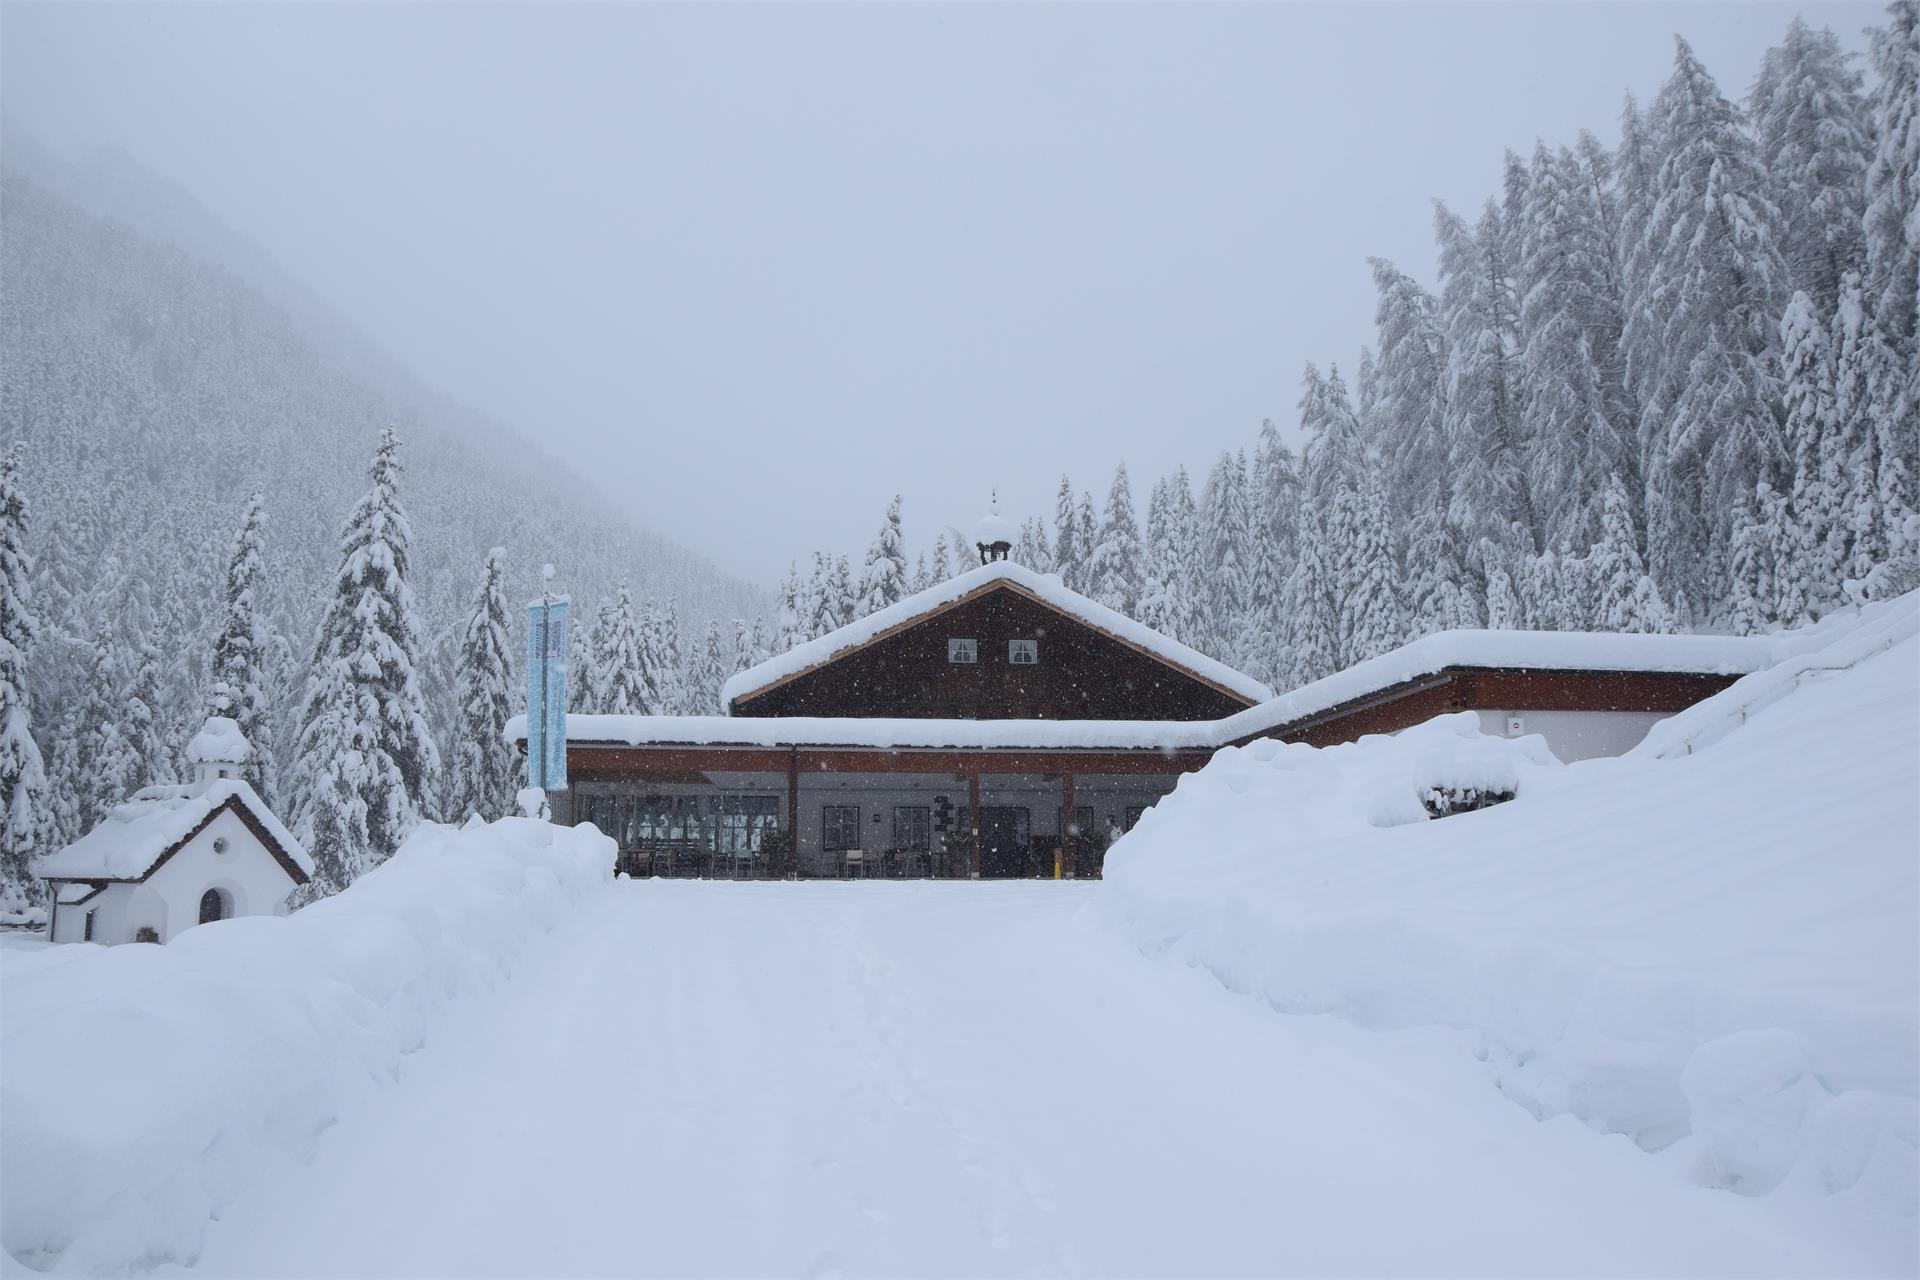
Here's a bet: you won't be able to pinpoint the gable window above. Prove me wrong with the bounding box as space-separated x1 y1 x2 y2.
947 638 978 664
199 888 228 925
822 805 862 852
1008 638 1039 665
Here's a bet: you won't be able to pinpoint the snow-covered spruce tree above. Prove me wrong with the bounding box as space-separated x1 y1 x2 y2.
732 618 755 674
1051 475 1081 590
803 553 835 640
648 599 688 715
122 626 169 795
830 556 857 634
448 548 516 823
1196 452 1253 662
1725 485 1778 635
772 566 805 654
1339 453 1408 662
1136 476 1179 638
691 618 727 715
1088 463 1144 615
1014 517 1053 573
1163 466 1205 648
1481 543 1524 631
595 587 649 715
859 495 909 617
1591 474 1676 633
1749 17 1873 309
1252 418 1302 616
1435 200 1535 572
205 492 276 805
1778 291 1844 616
78 620 134 821
295 428 440 871
745 617 768 670
0 445 49 915
296 652 376 901
1858 0 1920 568
1369 258 1479 632
927 533 953 586
1828 273 1912 584
1073 490 1099 594
1515 143 1638 553
1280 502 1340 688
1631 37 1788 617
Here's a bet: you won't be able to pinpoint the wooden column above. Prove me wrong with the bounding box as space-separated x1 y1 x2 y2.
786 748 800 880
1060 771 1076 879
967 769 981 879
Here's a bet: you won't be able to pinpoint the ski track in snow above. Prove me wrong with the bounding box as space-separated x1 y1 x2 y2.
169 882 1905 1278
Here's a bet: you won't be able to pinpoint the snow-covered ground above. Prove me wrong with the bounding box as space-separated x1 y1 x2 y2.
1107 594 1919 1254
88 882 1904 1279
3 600 1914 1277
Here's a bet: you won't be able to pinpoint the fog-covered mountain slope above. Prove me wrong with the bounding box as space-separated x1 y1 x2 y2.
0 161 770 818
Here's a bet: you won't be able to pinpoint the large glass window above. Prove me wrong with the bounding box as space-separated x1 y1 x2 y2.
717 795 780 855
1123 804 1151 832
892 806 931 851
822 804 862 851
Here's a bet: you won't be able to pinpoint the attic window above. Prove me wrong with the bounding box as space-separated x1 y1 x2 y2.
211 837 230 855
948 638 978 664
1008 639 1038 665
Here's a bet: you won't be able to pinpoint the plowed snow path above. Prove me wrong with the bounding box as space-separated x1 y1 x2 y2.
178 883 1890 1277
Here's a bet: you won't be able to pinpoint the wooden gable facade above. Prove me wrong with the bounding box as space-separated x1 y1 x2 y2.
729 577 1258 722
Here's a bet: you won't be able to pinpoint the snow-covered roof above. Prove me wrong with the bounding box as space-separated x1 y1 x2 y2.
721 560 1275 709
34 780 312 884
185 716 251 765
1215 627 1790 743
521 624 1793 756
512 712 1222 752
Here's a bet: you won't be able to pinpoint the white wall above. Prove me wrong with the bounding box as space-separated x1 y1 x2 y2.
1473 708 1669 763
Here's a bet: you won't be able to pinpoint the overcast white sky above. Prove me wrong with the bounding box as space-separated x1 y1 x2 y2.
1 2 1883 584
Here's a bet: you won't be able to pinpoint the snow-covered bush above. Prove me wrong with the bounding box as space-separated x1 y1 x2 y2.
0 816 613 1274
1104 595 1919 1214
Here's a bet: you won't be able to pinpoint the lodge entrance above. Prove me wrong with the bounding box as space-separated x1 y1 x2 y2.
975 806 1032 879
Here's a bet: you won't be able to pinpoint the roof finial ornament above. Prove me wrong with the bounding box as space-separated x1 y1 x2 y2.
974 488 1015 565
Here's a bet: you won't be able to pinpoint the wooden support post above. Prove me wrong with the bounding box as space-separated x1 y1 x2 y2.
967 769 981 879
786 748 800 880
1060 771 1076 879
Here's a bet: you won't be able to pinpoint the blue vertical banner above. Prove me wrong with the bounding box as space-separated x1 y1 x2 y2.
526 595 570 793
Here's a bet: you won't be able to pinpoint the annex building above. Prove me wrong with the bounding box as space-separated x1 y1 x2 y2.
521 532 1785 880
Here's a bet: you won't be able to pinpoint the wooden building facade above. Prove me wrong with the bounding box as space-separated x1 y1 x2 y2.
530 559 1773 879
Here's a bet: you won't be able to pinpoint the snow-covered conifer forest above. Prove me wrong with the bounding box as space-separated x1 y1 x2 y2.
770 16 1919 691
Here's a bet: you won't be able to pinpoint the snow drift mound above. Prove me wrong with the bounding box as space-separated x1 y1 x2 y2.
1104 594 1919 1215
0 816 613 1275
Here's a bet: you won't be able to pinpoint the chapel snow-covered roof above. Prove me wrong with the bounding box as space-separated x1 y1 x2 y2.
33 779 312 884
720 559 1276 709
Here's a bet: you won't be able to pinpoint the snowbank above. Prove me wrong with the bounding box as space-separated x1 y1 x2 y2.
0 816 613 1274
1103 594 1919 1214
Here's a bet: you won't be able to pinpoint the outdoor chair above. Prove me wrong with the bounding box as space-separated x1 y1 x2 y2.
842 848 866 879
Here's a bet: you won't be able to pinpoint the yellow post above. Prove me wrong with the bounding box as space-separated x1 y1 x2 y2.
1054 847 1062 880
